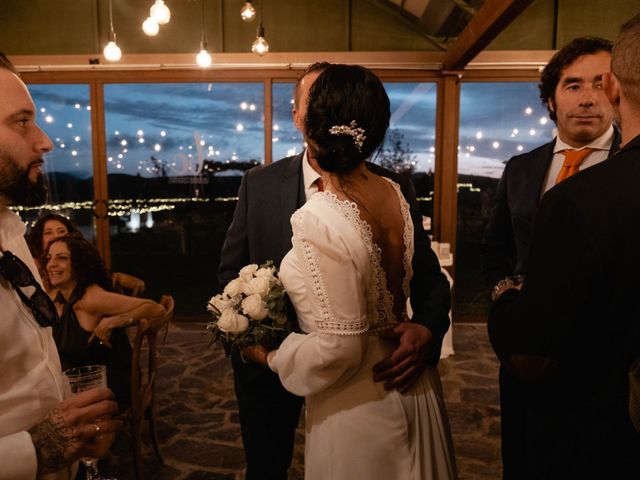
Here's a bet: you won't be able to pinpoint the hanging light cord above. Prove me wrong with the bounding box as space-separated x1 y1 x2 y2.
201 0 207 45
109 0 115 36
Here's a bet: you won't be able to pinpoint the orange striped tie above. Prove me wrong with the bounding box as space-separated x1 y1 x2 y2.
555 148 595 184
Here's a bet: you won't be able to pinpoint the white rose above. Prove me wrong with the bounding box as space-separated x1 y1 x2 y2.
242 294 269 321
223 278 244 298
255 266 276 280
217 309 249 334
239 264 259 283
208 294 232 314
243 276 270 297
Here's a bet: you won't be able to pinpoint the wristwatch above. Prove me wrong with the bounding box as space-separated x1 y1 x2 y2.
491 275 524 302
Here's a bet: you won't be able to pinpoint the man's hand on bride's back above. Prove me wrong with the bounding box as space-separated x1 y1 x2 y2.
372 323 434 393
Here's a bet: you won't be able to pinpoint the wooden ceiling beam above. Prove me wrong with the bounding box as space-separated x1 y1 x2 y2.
443 0 534 70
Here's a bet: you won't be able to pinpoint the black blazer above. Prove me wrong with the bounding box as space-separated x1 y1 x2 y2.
481 129 621 288
218 153 451 364
487 134 640 479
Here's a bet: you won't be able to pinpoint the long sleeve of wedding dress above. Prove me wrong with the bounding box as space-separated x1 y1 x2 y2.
268 204 372 397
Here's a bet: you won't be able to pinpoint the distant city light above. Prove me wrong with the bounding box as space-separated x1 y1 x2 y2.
74 136 80 142
475 131 483 139
249 104 256 111
512 128 519 135
118 154 123 159
114 130 120 136
60 144 65 148
40 107 46 113
525 107 533 115
517 145 524 151
75 104 81 109
273 137 279 142
273 124 280 131
45 115 53 123
469 145 476 152
71 150 78 156
67 123 73 128
539 117 548 125
138 138 145 143
236 124 244 132
154 144 162 152
121 139 128 146
108 157 113 162
529 128 536 136
86 106 91 111
137 130 144 136
240 102 248 110
492 141 500 149
200 140 205 146
160 130 167 137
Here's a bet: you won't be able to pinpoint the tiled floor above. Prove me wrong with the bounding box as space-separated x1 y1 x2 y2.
104 322 502 480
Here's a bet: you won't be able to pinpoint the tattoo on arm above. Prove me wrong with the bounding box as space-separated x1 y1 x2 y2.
29 407 80 475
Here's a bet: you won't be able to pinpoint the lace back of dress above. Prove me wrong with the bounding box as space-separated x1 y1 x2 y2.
323 178 413 332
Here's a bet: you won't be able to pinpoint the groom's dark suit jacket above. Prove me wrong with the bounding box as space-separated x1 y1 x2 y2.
481 129 621 288
218 153 451 479
488 134 640 479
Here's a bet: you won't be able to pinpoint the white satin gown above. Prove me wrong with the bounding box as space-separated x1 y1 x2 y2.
267 179 457 480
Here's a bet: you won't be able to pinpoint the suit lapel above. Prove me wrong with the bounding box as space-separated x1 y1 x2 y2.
533 140 556 204
278 154 304 251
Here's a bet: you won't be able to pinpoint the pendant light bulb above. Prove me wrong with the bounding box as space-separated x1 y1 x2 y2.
103 39 122 62
251 25 269 56
142 17 160 36
240 1 256 22
196 43 212 68
150 0 171 25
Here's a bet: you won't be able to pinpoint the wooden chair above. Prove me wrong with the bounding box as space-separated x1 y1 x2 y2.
125 294 174 479
112 272 146 297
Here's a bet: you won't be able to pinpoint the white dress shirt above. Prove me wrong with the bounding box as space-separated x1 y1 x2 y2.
541 125 614 195
0 207 71 480
301 150 322 202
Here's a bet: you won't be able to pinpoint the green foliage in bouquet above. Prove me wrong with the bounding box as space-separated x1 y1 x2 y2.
207 261 293 349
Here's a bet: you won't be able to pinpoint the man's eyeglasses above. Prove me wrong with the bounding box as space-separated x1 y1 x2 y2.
0 250 59 328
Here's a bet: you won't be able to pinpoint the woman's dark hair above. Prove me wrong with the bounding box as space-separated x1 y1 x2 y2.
46 235 111 295
27 213 81 260
305 64 390 173
539 36 613 122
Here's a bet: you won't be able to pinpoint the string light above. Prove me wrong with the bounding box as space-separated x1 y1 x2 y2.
150 0 171 25
240 1 256 22
103 0 122 62
142 16 160 36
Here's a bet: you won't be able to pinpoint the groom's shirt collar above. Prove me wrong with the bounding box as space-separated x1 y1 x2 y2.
302 149 322 202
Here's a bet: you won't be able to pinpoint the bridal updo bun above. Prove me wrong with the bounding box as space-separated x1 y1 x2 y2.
305 64 390 173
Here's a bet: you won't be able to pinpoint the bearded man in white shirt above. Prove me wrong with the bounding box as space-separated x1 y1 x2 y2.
0 53 121 480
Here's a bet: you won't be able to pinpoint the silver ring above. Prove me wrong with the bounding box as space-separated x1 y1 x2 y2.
94 422 101 434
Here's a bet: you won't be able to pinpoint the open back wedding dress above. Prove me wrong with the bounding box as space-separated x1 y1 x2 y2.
268 177 456 479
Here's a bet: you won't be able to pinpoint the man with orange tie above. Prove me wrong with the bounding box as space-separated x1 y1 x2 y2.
481 36 619 480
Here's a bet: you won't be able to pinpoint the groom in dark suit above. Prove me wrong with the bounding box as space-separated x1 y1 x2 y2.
481 37 619 479
488 15 640 478
218 63 451 479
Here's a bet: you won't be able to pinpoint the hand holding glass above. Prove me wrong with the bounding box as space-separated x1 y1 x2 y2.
64 365 116 480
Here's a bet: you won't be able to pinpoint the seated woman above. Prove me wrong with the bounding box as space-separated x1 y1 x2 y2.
45 235 166 410
27 212 81 262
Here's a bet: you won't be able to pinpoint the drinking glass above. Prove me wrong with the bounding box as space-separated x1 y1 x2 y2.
64 365 116 480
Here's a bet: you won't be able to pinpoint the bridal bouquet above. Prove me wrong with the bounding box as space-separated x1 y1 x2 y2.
207 261 292 349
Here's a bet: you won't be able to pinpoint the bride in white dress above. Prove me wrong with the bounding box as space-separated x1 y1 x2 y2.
249 64 456 479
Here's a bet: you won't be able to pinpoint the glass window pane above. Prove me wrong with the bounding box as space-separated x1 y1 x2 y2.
455 82 554 320
383 82 437 220
272 82 303 160
25 84 95 240
104 82 264 316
